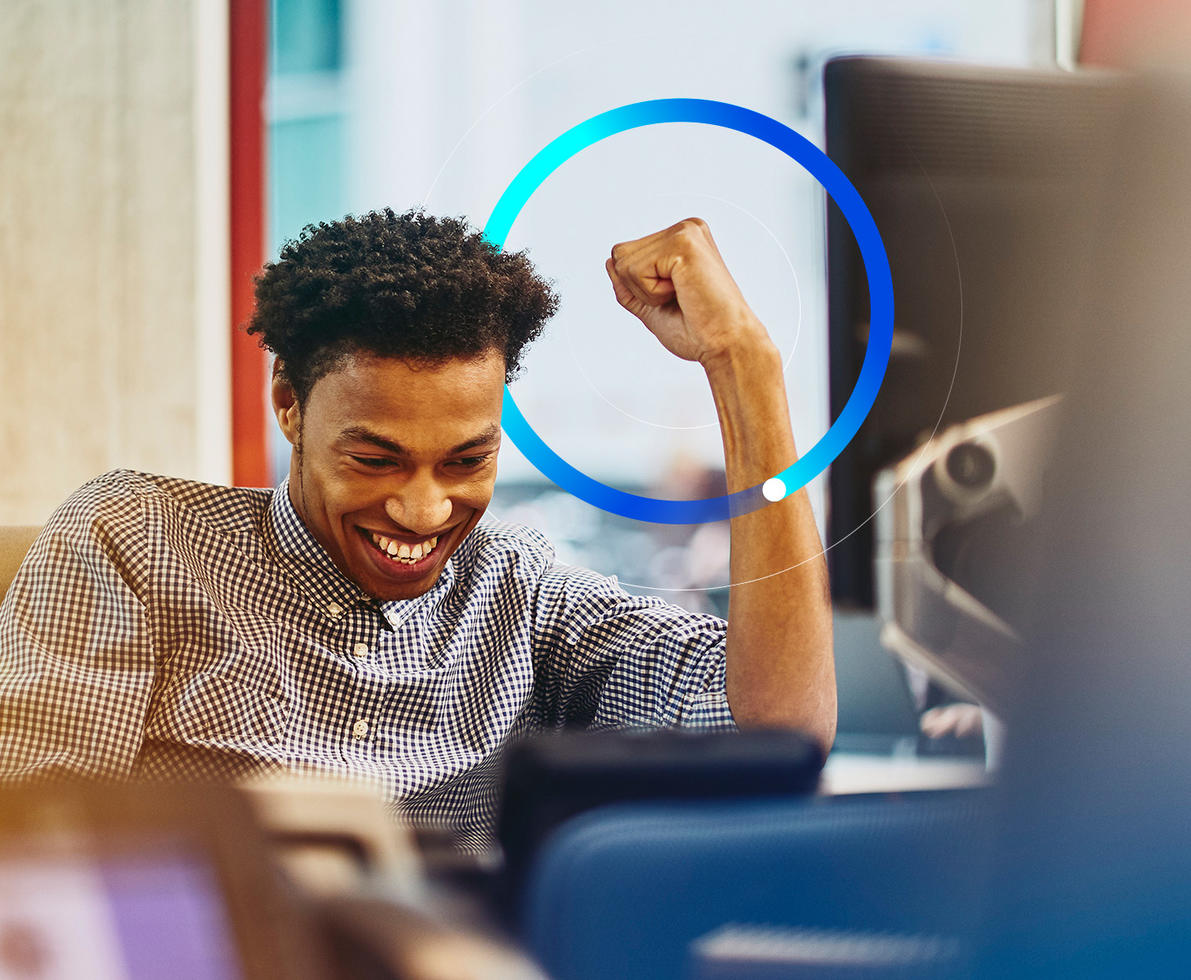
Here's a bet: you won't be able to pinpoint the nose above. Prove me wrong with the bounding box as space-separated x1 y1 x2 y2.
384 473 452 534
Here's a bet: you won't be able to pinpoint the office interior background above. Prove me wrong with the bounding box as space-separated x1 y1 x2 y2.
1 0 1050 587
266 0 1046 611
0 0 1174 778
3 0 1191 976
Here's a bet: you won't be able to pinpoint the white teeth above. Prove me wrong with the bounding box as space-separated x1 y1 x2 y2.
370 531 442 564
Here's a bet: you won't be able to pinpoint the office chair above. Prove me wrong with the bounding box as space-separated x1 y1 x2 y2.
0 525 39 599
520 790 993 980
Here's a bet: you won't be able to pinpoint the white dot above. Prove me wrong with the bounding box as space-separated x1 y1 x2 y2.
762 477 787 502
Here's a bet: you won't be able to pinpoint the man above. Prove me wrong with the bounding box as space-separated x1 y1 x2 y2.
0 209 833 850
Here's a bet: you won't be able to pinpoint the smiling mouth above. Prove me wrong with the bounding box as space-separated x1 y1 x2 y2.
364 529 442 566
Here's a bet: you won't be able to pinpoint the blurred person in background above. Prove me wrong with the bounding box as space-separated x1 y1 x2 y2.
646 457 731 617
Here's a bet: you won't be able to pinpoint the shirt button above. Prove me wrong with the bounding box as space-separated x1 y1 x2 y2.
352 720 369 740
352 642 370 659
326 601 344 618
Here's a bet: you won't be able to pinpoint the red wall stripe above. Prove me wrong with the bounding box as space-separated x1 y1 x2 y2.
228 0 271 487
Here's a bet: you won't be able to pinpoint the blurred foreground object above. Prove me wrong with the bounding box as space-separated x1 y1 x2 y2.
520 792 991 980
498 728 823 893
241 777 547 977
977 72 1191 976
0 782 326 980
690 925 965 980
241 776 422 899
0 780 547 979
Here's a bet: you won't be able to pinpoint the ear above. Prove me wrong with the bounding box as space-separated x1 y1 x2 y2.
271 361 302 447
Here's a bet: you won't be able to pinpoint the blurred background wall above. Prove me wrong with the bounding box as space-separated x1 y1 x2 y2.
0 0 230 525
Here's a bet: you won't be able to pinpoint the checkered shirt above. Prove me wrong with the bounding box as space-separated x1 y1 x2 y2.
0 470 735 850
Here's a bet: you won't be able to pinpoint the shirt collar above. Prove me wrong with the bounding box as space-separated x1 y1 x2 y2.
263 478 456 621
264 478 373 614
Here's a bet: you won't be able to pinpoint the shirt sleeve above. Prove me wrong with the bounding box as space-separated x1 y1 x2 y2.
0 474 157 780
532 562 737 732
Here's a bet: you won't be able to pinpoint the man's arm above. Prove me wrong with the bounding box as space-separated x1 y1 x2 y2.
605 218 836 749
531 559 735 732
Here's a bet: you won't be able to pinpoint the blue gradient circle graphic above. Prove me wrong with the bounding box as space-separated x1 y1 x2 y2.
485 98 892 524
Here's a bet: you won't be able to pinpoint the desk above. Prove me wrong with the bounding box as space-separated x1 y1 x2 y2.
821 750 989 795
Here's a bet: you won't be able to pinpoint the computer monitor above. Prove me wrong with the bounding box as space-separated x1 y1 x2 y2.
824 56 1123 608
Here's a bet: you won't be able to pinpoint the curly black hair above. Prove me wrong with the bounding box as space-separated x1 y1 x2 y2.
246 208 559 404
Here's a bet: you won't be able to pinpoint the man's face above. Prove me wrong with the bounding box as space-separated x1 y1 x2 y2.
274 350 505 601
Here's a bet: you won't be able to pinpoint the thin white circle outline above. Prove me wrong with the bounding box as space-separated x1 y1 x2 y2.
420 44 606 207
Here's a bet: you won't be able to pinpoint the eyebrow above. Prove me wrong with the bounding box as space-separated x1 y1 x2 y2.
339 424 501 457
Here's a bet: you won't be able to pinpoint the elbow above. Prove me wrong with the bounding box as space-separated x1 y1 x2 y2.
724 618 838 756
730 692 837 758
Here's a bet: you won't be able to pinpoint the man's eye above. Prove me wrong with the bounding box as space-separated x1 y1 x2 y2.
451 456 488 469
350 456 394 469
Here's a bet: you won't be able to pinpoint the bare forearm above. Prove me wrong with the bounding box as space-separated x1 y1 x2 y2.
704 336 836 748
603 217 836 747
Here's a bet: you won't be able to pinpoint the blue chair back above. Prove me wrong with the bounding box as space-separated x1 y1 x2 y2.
521 791 992 980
